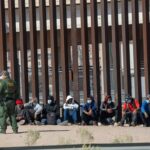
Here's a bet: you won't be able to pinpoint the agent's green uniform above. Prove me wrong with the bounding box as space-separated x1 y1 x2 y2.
0 77 18 133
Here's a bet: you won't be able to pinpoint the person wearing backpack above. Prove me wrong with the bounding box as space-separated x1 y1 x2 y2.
0 71 18 134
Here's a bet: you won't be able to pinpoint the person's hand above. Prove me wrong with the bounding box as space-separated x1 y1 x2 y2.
107 109 113 113
88 109 93 116
144 112 148 118
83 111 88 115
16 116 23 120
34 113 37 119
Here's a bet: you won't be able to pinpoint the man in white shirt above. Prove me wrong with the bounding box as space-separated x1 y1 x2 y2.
24 97 43 125
63 95 79 124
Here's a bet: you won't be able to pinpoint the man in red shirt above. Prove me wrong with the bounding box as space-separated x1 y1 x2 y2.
119 96 140 126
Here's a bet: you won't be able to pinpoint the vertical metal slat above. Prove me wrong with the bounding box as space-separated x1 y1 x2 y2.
50 0 59 104
111 0 121 120
0 0 7 70
71 0 79 102
122 0 131 96
60 0 69 101
40 0 49 104
19 0 29 101
29 0 39 99
91 0 100 106
142 0 150 95
132 0 142 103
101 0 110 96
81 0 90 102
8 0 18 82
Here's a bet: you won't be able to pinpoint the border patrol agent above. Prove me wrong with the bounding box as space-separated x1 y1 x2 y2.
0 71 18 134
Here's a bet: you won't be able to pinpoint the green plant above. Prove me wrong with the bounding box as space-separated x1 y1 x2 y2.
77 128 94 144
82 144 101 150
25 130 40 146
58 136 74 145
112 135 133 143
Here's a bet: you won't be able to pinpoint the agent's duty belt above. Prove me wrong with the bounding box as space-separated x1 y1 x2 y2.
5 97 14 101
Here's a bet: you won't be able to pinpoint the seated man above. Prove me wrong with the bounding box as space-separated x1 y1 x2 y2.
24 97 43 125
63 95 79 124
15 99 33 125
100 95 116 125
42 95 59 125
82 96 97 125
141 95 150 127
119 95 140 126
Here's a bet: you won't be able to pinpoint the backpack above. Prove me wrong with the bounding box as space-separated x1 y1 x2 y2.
5 79 16 94
4 79 17 99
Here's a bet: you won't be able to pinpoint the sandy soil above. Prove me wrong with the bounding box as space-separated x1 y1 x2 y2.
0 124 150 147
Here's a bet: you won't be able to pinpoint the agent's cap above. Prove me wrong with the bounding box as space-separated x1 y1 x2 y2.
16 99 23 105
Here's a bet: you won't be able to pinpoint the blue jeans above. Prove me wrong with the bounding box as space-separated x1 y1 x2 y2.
63 109 78 123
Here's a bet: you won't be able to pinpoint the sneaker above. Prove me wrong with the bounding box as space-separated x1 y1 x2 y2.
81 121 86 125
58 120 68 126
117 122 124 126
29 122 34 125
34 121 41 125
131 122 136 126
114 122 118 126
18 119 25 125
98 122 102 126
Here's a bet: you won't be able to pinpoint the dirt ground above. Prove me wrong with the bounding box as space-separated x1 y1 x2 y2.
0 124 150 147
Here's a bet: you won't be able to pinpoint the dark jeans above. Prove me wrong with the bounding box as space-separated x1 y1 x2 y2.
18 109 33 124
140 112 150 127
120 111 137 125
100 111 115 125
82 112 97 125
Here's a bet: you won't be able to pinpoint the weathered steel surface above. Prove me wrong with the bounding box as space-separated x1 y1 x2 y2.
29 0 39 100
122 0 131 96
111 0 121 120
40 0 49 104
71 0 79 102
19 0 29 101
101 0 110 96
60 0 69 102
142 0 150 95
81 0 90 102
132 0 142 103
0 0 7 70
91 0 101 106
8 0 18 82
50 0 60 104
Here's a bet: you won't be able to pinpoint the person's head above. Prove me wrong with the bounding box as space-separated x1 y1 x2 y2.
146 94 150 100
66 95 73 104
104 95 112 103
16 98 24 109
125 95 132 103
86 96 94 104
32 97 38 104
47 95 54 104
0 70 10 80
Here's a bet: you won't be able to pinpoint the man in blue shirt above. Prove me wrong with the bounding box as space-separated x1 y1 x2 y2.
141 95 150 127
81 96 97 125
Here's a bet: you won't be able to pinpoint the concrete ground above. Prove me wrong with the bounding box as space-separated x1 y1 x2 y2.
0 124 150 147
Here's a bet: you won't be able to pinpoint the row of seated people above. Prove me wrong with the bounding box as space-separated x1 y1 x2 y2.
15 94 150 127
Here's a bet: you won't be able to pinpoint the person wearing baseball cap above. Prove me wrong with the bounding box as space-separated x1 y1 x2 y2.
0 70 18 134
